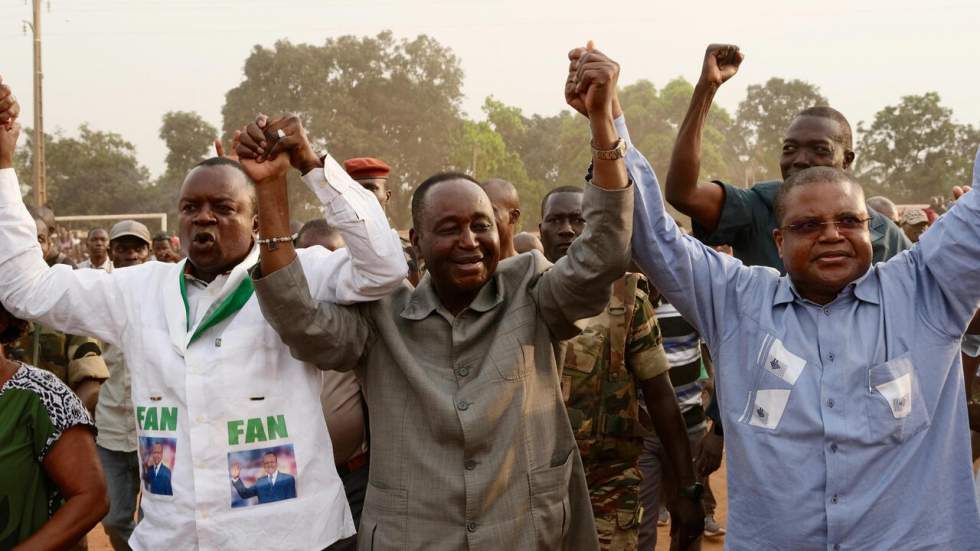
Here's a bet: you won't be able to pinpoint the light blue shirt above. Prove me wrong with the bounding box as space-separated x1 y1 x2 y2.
621 116 980 550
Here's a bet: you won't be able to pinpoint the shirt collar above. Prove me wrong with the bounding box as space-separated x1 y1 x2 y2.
773 268 880 306
868 209 887 243
400 272 504 320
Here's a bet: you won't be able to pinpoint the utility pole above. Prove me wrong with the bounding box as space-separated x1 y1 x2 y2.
24 0 46 206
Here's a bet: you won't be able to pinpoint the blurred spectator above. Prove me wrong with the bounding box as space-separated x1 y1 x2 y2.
151 231 182 263
867 196 900 224
900 208 930 243
78 228 112 272
0 301 109 549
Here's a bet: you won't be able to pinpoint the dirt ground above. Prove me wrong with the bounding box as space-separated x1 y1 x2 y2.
85 460 731 551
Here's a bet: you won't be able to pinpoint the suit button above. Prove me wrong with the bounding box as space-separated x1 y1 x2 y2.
457 366 470 377
830 443 838 453
464 460 477 471
466 521 477 533
827 399 835 408
457 401 470 411
831 494 839 504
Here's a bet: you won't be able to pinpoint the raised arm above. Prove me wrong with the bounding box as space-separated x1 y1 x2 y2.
0 123 127 345
533 46 633 339
664 45 744 232
623 115 761 349
237 114 407 304
909 147 980 335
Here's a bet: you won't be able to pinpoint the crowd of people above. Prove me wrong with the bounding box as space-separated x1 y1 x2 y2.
0 41 978 551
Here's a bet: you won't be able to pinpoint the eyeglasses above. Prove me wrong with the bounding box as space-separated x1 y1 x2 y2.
781 216 871 236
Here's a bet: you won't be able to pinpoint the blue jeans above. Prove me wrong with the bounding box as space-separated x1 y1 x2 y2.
97 446 140 551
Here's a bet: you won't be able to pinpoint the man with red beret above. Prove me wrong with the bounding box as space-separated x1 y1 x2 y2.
343 157 422 286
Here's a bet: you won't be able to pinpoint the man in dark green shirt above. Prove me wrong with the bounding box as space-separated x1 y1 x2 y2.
664 44 910 272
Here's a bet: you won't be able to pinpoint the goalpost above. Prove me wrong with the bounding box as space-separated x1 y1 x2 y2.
55 213 169 232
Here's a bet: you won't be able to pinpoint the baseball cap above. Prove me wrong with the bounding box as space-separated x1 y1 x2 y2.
110 220 152 245
901 208 929 226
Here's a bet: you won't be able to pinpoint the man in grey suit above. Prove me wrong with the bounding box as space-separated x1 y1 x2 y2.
238 47 631 550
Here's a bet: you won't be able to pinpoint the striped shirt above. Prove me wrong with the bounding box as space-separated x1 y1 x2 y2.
654 298 707 433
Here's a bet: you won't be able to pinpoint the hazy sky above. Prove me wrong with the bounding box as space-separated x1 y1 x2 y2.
1 0 978 178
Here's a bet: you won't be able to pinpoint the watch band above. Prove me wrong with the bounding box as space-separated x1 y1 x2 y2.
256 233 298 251
591 137 627 161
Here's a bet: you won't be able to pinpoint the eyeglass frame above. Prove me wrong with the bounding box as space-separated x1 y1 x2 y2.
779 215 872 236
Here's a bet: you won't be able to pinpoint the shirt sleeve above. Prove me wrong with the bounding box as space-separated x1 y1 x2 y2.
297 156 408 304
627 284 670 382
621 116 769 350
896 146 980 336
29 369 95 462
252 257 374 371
532 181 634 341
691 181 760 247
0 169 128 345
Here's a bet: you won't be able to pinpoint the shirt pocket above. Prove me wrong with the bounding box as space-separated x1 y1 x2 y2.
864 353 931 444
739 334 806 432
360 482 407 551
491 328 534 382
528 448 574 549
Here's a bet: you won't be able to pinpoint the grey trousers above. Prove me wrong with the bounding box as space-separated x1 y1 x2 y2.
637 428 716 551
96 446 140 551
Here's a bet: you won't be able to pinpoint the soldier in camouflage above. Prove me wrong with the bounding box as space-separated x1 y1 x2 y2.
540 185 705 550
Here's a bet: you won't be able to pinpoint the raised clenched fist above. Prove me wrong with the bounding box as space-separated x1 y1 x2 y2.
700 44 744 88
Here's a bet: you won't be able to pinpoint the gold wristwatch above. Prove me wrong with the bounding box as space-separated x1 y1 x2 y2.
591 137 627 160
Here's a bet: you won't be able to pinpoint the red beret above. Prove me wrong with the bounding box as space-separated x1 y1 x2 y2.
343 157 390 179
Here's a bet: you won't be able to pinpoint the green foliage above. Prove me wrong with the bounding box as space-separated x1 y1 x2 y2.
17 125 155 216
735 78 828 181
856 92 978 202
155 110 220 227
221 31 464 228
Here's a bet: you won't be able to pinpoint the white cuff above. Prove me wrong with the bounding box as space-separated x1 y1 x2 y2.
613 115 632 148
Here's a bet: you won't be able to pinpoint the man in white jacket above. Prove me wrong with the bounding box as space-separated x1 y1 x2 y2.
0 86 406 550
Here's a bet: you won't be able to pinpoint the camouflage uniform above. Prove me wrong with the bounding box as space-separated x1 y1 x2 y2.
7 322 109 389
562 273 670 550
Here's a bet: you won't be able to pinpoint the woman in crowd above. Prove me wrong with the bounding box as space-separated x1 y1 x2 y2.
0 302 108 550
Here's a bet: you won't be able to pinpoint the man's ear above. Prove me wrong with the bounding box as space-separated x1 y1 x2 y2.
409 227 419 251
252 214 259 235
773 228 784 259
509 208 521 226
843 150 856 170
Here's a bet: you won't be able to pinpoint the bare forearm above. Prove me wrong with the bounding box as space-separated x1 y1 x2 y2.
16 491 107 551
642 377 696 487
256 175 296 277
665 81 724 228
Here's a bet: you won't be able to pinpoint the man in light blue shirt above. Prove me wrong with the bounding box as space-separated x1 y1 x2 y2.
622 107 980 549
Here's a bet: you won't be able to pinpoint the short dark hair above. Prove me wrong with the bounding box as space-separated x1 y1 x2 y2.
0 302 28 347
296 219 340 244
152 231 172 243
411 172 481 229
540 185 584 217
774 166 861 225
87 228 108 239
796 106 853 150
191 157 257 213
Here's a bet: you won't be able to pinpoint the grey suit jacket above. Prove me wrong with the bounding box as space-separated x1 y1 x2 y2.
254 182 633 551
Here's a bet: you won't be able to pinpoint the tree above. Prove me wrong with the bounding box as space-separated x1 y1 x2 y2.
17 125 154 216
735 78 828 181
856 92 978 202
155 111 219 226
222 31 464 228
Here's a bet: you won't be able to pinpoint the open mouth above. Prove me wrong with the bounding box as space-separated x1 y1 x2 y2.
191 233 217 246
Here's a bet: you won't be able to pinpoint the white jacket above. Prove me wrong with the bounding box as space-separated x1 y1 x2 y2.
0 160 407 550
